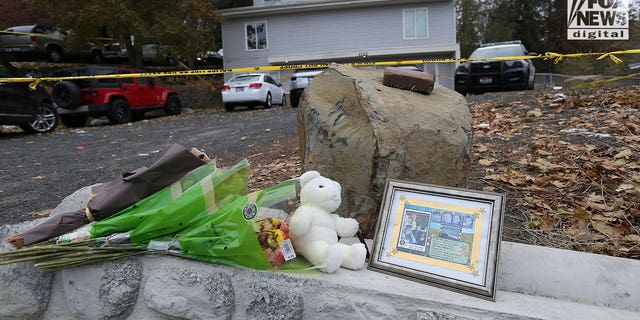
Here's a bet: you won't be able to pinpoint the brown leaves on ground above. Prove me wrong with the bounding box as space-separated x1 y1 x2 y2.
469 87 640 259
217 137 302 192
221 87 640 260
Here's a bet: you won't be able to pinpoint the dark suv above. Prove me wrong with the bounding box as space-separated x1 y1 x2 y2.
454 41 536 95
0 53 58 133
51 66 181 127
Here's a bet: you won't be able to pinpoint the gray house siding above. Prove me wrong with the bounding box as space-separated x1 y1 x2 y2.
221 0 458 89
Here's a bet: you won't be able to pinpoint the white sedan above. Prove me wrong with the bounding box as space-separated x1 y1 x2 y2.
221 73 286 111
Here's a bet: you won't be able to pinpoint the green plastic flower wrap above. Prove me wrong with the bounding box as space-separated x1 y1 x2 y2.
146 178 316 271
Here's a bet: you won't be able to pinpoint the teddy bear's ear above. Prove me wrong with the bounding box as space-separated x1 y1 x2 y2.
299 171 321 188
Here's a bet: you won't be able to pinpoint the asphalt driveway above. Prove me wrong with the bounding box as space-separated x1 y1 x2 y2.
0 106 297 225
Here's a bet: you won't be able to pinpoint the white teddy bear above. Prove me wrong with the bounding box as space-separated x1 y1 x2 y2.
289 171 367 273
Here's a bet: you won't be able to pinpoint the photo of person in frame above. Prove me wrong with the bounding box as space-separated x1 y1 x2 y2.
441 212 452 225
405 212 417 231
400 224 416 244
452 214 462 227
463 214 474 228
432 211 441 223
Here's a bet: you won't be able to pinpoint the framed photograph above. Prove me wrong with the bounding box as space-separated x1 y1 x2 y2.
368 179 505 301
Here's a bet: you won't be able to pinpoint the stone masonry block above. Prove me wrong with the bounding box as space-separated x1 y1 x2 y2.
382 67 435 94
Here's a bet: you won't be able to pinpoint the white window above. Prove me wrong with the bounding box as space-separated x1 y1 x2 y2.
245 21 268 51
403 8 428 39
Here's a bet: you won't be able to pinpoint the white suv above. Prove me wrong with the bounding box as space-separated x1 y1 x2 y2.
289 68 325 108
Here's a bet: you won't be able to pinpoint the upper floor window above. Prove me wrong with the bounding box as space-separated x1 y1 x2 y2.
245 21 268 51
403 8 428 39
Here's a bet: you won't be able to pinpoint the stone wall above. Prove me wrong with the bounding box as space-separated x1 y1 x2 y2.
1 235 639 320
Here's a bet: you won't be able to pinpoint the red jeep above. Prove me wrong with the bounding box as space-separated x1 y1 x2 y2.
51 66 181 127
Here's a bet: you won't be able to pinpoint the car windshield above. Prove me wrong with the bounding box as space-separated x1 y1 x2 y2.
470 45 524 59
230 75 261 83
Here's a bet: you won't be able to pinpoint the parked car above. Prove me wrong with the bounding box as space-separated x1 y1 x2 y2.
289 68 325 108
0 24 105 63
117 44 174 65
0 53 58 133
193 50 223 69
221 73 286 111
454 40 536 95
51 66 181 127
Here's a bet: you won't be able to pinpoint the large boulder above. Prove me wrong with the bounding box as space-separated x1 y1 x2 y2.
297 64 472 236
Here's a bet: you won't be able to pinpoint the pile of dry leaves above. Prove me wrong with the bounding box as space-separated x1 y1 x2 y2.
240 86 640 260
468 87 639 259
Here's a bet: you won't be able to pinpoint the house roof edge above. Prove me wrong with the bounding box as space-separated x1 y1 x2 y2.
220 0 444 18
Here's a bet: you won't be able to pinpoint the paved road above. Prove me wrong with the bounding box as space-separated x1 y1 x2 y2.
0 106 297 225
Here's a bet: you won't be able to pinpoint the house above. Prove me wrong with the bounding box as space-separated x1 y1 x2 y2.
220 0 460 90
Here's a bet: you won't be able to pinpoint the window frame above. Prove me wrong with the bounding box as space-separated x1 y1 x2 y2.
403 7 429 40
244 21 268 51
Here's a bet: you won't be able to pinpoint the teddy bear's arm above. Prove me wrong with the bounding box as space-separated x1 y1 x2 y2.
289 207 312 236
333 214 360 238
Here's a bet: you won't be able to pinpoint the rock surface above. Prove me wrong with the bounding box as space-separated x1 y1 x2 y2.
298 64 472 236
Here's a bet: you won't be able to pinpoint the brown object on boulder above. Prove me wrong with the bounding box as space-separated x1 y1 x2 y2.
298 64 472 237
382 67 435 94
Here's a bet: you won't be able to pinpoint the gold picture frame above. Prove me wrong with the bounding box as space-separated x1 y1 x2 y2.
368 179 505 301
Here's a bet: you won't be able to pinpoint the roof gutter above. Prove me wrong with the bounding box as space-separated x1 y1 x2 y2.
220 0 442 18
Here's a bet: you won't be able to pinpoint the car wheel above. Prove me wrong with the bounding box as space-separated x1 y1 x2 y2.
264 92 272 109
164 95 182 115
59 114 88 128
281 94 287 107
224 104 234 112
19 101 58 133
52 81 82 109
46 46 63 62
108 99 133 124
527 73 535 90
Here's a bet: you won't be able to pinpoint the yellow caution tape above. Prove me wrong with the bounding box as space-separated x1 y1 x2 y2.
0 48 638 90
0 30 65 40
572 72 640 89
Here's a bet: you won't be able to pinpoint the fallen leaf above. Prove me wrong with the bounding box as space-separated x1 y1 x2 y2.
478 159 494 166
613 149 632 159
623 234 640 242
526 109 543 117
615 183 635 192
591 220 624 240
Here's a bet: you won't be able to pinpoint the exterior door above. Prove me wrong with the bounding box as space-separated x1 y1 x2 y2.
135 77 164 107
